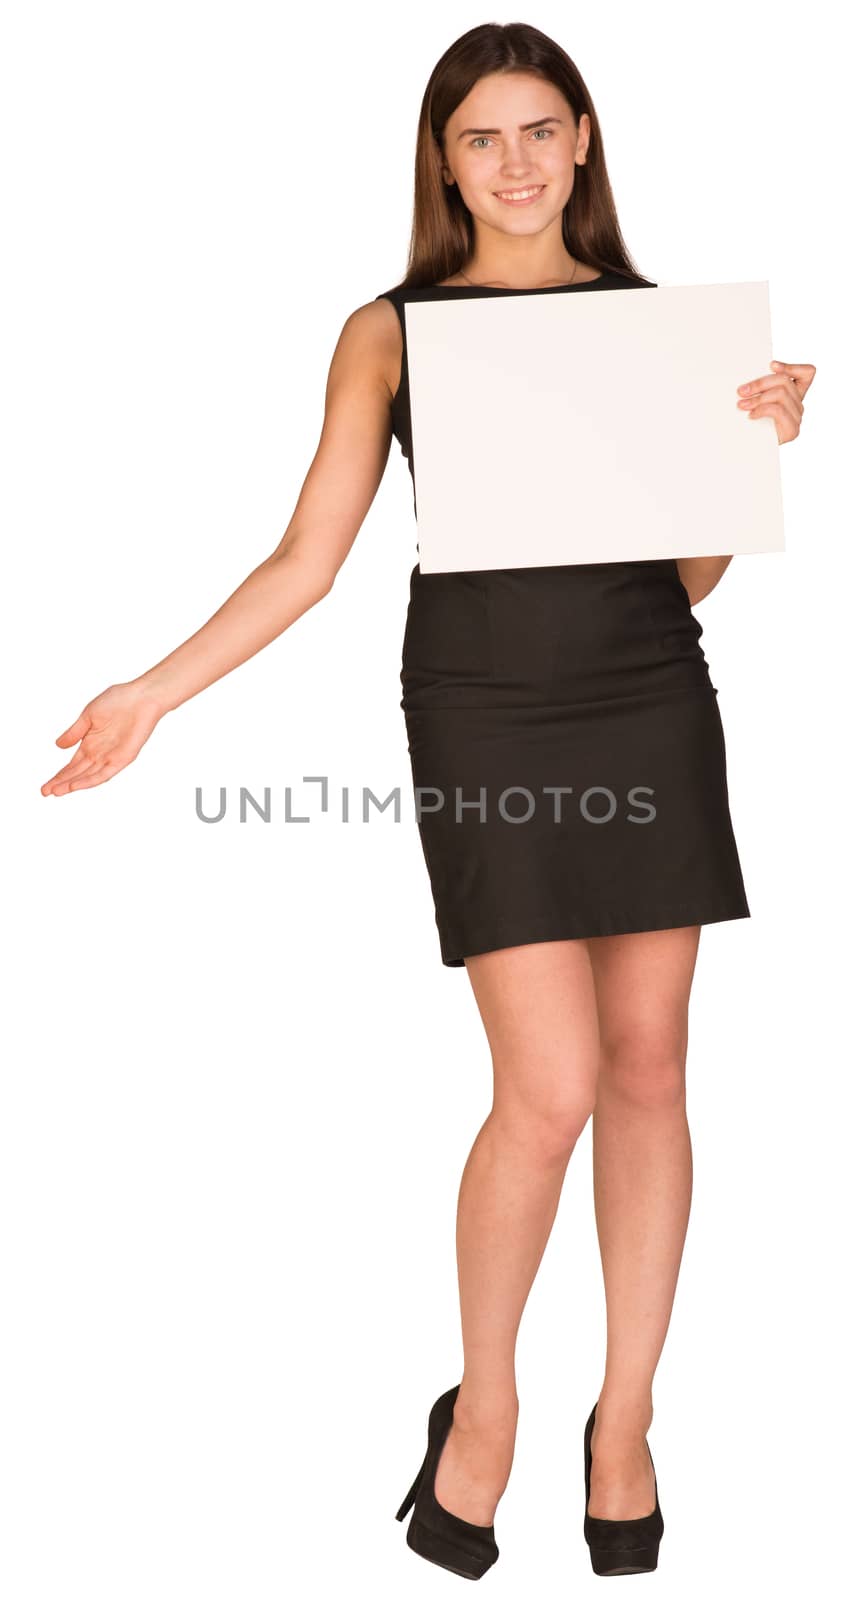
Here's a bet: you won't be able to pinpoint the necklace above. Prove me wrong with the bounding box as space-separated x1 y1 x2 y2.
456 257 580 290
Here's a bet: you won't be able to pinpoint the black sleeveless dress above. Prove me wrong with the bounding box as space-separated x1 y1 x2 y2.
376 271 750 968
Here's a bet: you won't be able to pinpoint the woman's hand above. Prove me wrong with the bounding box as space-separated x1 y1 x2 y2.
736 360 816 444
41 681 166 796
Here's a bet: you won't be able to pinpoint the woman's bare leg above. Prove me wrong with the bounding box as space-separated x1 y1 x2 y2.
585 924 701 1517
433 937 600 1524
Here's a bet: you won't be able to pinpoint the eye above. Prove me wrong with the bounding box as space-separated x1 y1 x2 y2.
469 129 554 149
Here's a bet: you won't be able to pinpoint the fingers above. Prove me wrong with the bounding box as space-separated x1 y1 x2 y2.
41 754 99 795
737 375 803 422
55 713 92 748
738 361 816 401
738 373 794 398
42 738 106 793
48 762 121 795
42 746 137 794
740 384 803 424
771 360 817 395
743 387 802 416
42 710 95 791
751 398 802 426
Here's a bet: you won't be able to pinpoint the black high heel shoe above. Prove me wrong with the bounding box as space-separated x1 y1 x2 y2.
583 1402 664 1576
396 1385 500 1580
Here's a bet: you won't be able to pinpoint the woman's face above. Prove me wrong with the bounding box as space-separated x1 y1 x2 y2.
440 72 590 236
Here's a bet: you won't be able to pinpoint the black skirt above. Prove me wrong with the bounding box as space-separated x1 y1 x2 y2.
400 559 750 968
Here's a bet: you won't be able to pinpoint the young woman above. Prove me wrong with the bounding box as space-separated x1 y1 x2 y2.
42 21 814 1582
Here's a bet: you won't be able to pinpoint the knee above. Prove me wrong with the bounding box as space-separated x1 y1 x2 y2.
493 1075 596 1162
599 1030 687 1110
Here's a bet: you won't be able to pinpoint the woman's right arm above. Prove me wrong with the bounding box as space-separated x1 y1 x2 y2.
41 298 401 797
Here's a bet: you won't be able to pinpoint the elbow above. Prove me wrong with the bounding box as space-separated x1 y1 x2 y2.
676 555 732 609
684 581 716 606
269 547 335 603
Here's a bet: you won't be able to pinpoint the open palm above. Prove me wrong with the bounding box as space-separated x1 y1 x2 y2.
41 682 164 796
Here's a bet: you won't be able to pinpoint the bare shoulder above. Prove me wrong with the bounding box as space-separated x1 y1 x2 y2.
326 297 402 403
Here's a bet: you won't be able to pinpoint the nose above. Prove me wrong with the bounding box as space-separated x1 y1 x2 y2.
497 141 536 179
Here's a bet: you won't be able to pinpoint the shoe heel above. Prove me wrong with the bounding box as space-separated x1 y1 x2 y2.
395 1461 424 1522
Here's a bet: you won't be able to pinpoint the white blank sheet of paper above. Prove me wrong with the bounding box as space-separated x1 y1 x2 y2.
404 281 785 573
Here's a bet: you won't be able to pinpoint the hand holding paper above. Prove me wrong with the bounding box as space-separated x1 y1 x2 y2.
736 359 816 443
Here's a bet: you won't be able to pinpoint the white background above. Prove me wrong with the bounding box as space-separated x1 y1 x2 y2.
3 3 839 1596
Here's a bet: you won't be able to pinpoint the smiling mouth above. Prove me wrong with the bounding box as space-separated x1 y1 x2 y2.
492 185 546 204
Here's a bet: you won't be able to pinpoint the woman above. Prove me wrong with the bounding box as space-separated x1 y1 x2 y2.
42 21 814 1582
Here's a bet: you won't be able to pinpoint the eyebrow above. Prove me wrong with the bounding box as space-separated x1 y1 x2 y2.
457 116 564 141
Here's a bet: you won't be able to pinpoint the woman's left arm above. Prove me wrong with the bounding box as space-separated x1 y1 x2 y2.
676 358 817 605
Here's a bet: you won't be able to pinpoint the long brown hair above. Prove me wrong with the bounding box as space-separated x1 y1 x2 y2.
397 22 652 289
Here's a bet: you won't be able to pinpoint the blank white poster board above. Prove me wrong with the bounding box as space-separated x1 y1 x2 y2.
404 282 785 573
